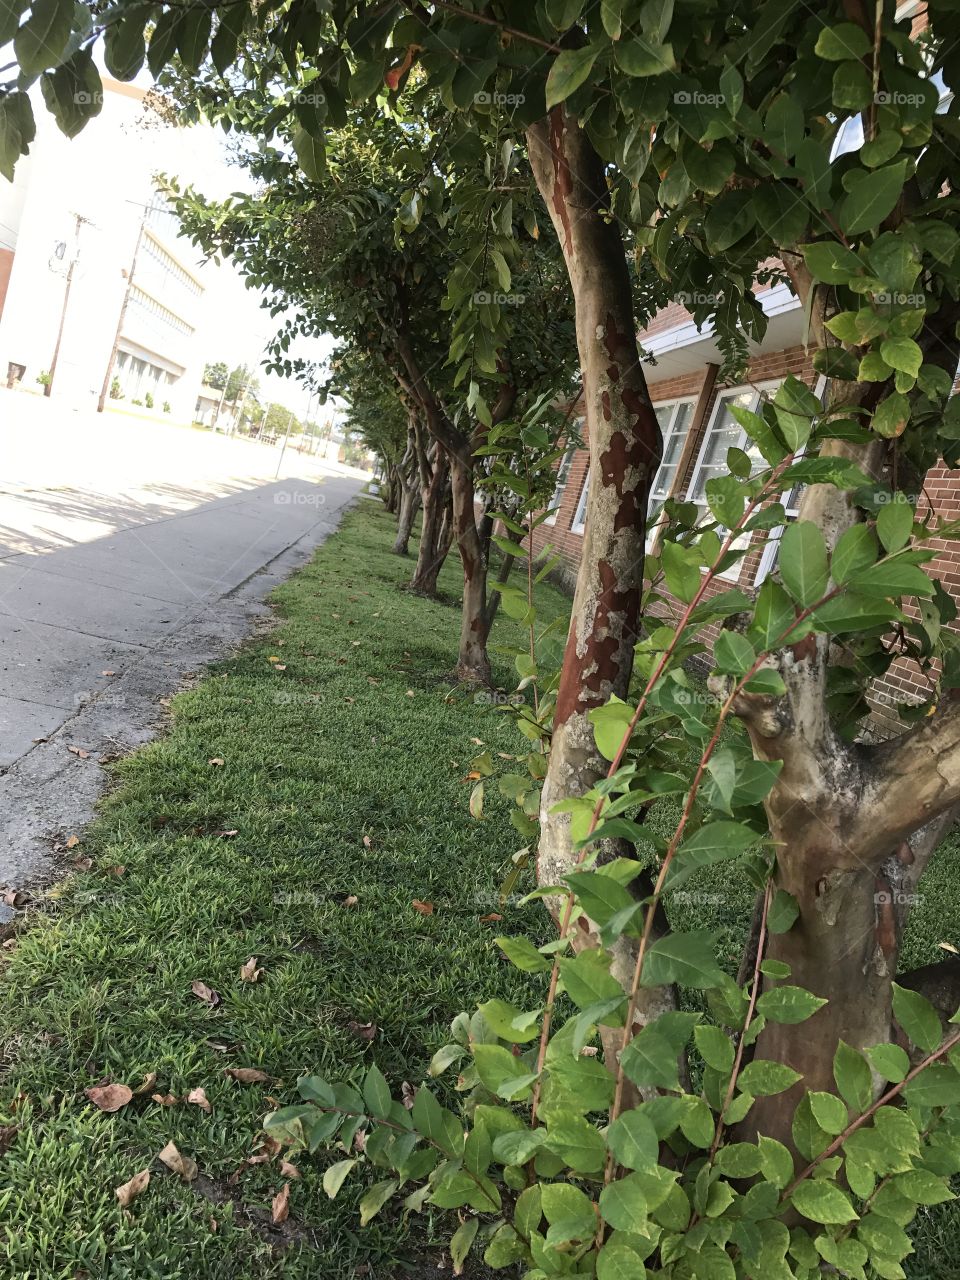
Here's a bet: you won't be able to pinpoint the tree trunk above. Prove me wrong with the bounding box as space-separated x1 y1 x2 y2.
526 108 667 1045
451 453 492 684
393 473 420 556
410 451 451 596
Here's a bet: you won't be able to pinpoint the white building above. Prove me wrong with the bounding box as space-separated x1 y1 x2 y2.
0 79 211 421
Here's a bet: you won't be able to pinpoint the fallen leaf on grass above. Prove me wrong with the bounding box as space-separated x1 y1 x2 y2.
67 746 90 759
215 829 239 840
273 664 287 672
280 1160 300 1179
405 690 415 698
412 900 434 916
132 1073 158 1096
272 1182 291 1224
342 895 358 907
115 1169 150 1206
244 1135 281 1167
0 1125 19 1155
191 980 221 1008
85 1083 133 1113
187 1087 212 1113
479 913 503 924
267 656 282 664
158 1141 198 1182
939 941 959 955
65 835 80 850
401 1082 416 1110
151 1093 179 1106
106 865 126 877
2 888 27 908
239 956 263 983
224 1067 271 1084
347 1021 377 1042
73 857 93 871
208 757 224 767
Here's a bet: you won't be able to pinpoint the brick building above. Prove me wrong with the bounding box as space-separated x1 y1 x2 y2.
529 287 958 727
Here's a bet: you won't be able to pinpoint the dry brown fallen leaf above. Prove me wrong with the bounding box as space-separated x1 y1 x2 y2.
102 670 116 676
186 1086 212 1113
151 1092 179 1106
412 900 434 916
73 857 93 871
67 745 90 759
0 1125 19 1155
106 865 126 877
347 1021 377 1042
2 888 26 908
405 689 415 698
362 835 372 849
225 1067 271 1084
115 1169 150 1207
479 913 503 924
272 1183 290 1224
401 1082 416 1110
191 980 221 1008
65 834 80 849
215 829 239 840
239 956 263 983
132 1073 158 1096
245 1135 281 1167
85 1083 133 1113
280 1160 300 1180
158 1141 198 1182
208 757 225 767
342 895 358 908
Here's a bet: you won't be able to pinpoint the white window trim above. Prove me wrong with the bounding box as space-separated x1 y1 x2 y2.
646 395 698 547
571 470 590 535
544 440 577 526
686 380 783 582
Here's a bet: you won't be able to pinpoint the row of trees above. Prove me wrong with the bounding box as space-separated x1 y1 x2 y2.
10 0 960 1274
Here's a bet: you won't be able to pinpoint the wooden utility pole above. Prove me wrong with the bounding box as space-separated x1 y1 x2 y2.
97 207 147 412
47 213 91 398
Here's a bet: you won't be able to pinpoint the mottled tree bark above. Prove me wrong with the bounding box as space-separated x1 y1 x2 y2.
526 108 670 1062
410 449 451 597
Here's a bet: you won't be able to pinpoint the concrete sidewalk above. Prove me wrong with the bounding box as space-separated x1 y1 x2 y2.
0 400 365 891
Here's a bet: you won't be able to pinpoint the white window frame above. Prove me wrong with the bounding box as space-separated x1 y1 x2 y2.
686 380 782 581
646 395 698 546
571 470 590 535
544 438 578 525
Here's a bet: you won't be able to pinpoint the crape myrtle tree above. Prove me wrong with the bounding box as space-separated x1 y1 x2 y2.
165 102 577 681
14 0 960 1272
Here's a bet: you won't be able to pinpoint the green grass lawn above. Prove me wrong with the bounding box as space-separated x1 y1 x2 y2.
2 500 959 1278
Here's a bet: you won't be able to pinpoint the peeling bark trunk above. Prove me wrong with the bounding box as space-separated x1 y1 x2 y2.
451 452 493 684
526 108 667 1040
410 451 451 596
393 473 420 556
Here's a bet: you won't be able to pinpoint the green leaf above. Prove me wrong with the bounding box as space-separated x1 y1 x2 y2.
599 1172 649 1233
545 46 599 108
545 1112 607 1172
14 0 72 76
764 92 804 159
661 539 702 603
601 0 624 39
293 128 325 181
589 695 636 763
872 392 911 439
545 0 585 29
767 889 800 934
833 1040 872 1112
450 1217 479 1274
540 1181 596 1244
880 337 922 379
323 1158 356 1198
839 161 909 237
752 579 796 648
359 1178 398 1225
737 1059 803 1096
607 1110 659 1169
665 821 759 890
856 559 934 599
496 935 551 973
492 1127 546 1165
472 1045 535 1099
477 998 540 1044
614 38 674 76
620 1026 682 1091
815 22 871 60
790 1179 858 1224
892 983 942 1053
807 1091 849 1135
800 240 864 285
362 1064 392 1118
755 985 827 1025
716 1142 763 1178
876 494 914 554
695 1024 734 1073
832 60 873 110
642 930 725 990
779 521 829 608
758 1135 795 1188
831 524 878 585
559 950 624 1011
597 1240 650 1280
864 1042 910 1083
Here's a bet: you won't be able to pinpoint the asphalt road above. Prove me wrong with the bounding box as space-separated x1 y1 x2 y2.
0 394 365 891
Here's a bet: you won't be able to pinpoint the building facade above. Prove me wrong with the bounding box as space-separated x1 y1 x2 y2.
531 292 958 728
0 80 210 421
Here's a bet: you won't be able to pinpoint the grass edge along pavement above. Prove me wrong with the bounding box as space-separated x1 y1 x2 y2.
0 501 957 1278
